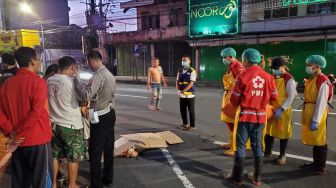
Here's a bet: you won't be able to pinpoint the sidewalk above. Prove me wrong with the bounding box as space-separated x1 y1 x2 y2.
115 76 223 88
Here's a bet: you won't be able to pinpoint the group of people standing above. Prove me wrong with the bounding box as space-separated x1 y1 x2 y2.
0 47 116 188
220 47 333 186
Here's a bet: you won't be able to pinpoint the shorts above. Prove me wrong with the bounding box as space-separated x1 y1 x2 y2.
51 124 85 162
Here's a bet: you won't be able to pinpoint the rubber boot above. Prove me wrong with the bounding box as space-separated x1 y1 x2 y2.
264 134 274 158
274 139 288 165
224 131 235 156
248 157 263 186
226 156 245 186
314 145 327 175
300 146 317 169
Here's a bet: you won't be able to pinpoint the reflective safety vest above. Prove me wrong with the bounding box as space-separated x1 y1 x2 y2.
177 67 195 95
266 77 292 139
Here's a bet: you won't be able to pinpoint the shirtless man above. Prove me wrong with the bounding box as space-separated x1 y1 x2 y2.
146 58 167 110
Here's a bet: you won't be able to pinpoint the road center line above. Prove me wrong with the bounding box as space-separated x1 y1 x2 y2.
115 94 148 99
213 141 336 166
161 148 195 188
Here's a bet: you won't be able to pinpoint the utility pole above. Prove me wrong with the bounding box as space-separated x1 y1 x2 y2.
90 0 95 14
99 0 103 16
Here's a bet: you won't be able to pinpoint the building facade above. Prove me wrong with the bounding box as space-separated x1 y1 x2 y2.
107 0 191 77
193 0 336 83
108 0 336 80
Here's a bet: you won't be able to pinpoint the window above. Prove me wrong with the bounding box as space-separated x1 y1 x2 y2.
141 12 160 30
317 3 332 14
169 8 186 27
307 5 317 15
289 6 298 17
141 12 150 30
151 14 160 29
272 8 288 18
177 8 186 26
264 9 271 19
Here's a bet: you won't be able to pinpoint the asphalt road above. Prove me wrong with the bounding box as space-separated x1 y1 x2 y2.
1 83 336 188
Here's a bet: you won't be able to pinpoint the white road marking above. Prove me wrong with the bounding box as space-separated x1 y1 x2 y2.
161 148 195 188
291 109 336 116
213 141 336 166
292 109 302 112
272 151 336 166
115 94 148 99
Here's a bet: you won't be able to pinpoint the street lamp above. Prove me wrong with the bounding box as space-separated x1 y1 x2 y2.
20 2 32 13
19 2 46 73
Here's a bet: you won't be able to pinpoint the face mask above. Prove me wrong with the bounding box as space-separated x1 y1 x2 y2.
306 67 313 75
272 69 282 76
223 59 230 65
182 61 189 67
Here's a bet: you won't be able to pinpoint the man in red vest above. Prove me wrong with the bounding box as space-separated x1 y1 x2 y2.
226 48 278 186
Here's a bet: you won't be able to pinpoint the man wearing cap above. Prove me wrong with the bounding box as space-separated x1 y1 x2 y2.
300 55 333 175
264 57 297 165
220 47 245 156
226 48 278 186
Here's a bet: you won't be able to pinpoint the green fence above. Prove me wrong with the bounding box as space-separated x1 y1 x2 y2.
200 39 336 82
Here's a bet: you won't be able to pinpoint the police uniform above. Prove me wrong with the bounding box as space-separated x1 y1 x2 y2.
76 65 116 188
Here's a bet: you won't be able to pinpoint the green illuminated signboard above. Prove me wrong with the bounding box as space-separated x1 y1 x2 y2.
188 0 239 38
282 0 329 7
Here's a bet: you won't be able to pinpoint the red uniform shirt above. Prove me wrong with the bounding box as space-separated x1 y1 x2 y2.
0 68 52 146
279 72 293 85
229 60 245 78
316 73 333 101
230 66 278 124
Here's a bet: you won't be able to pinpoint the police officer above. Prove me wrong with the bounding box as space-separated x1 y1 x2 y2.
300 55 333 175
176 55 197 131
264 57 297 165
226 48 278 186
76 50 116 187
220 47 245 156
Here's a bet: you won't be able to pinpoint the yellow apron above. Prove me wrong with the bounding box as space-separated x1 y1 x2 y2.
266 78 292 139
302 77 328 146
221 72 236 123
231 107 256 151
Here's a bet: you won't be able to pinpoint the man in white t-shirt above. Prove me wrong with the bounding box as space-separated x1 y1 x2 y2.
47 56 86 188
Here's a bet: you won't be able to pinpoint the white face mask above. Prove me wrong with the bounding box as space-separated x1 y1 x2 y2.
223 59 230 65
182 61 189 67
272 69 282 76
306 67 313 75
